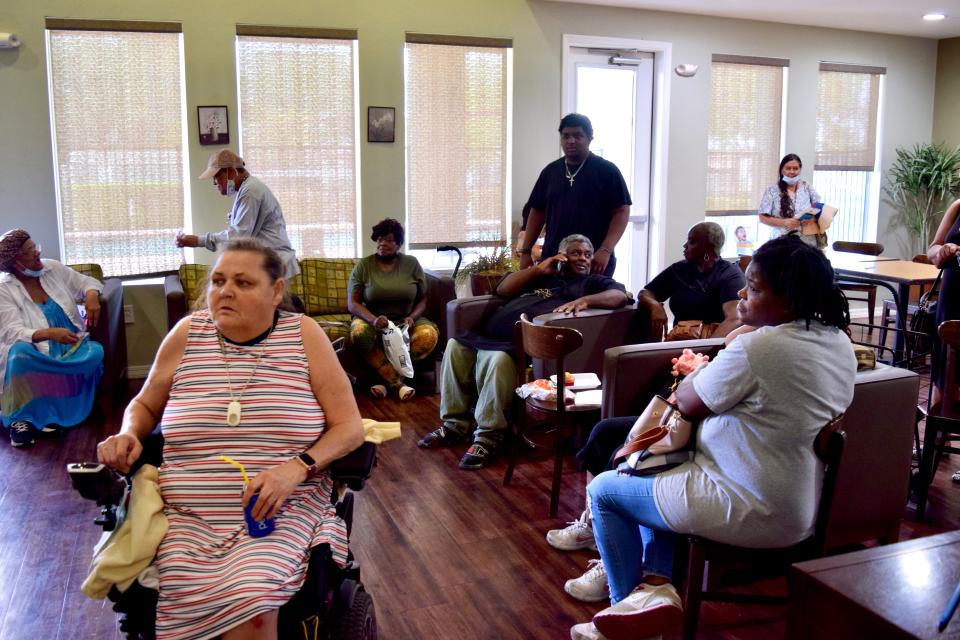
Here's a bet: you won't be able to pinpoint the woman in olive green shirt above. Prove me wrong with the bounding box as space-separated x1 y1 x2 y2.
347 219 439 400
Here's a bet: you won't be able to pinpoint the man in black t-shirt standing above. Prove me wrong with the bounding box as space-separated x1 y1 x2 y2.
519 113 632 277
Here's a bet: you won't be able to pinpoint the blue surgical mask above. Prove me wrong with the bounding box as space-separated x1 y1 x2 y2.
18 265 44 278
781 174 801 185
224 178 237 197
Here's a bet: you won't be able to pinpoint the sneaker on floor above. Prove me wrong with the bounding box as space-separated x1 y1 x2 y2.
565 559 609 602
417 425 465 449
458 443 494 470
9 421 35 448
592 582 683 640
570 621 608 640
547 509 596 551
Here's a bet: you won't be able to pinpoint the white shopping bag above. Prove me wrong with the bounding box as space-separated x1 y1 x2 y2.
381 321 414 378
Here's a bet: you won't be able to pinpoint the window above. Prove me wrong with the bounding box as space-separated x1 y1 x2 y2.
404 34 512 254
812 63 885 243
236 27 359 258
705 54 788 255
46 20 186 276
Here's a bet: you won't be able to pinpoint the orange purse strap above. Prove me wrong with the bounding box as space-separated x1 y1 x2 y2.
614 425 669 462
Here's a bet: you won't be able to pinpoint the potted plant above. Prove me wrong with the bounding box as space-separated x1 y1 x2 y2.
456 245 519 296
886 143 960 256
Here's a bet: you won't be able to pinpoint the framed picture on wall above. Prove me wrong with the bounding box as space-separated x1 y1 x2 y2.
198 106 229 146
368 106 395 143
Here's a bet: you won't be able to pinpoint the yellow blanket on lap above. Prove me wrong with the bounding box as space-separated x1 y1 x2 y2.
82 464 168 599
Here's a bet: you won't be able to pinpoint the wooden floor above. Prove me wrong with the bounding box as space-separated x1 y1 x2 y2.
0 372 957 640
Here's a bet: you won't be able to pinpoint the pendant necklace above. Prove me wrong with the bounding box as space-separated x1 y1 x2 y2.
217 332 266 427
565 157 587 187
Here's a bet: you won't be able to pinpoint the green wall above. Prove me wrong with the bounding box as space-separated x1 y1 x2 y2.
0 0 941 372
933 37 960 148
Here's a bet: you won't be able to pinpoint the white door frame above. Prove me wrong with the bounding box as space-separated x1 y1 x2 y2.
561 34 672 280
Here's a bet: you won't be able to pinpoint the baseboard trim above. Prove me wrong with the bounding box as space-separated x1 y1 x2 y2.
127 365 151 380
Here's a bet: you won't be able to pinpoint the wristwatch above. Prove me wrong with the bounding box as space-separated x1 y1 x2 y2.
294 452 319 478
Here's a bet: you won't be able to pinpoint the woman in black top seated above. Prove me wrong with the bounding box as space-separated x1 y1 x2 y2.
638 221 744 340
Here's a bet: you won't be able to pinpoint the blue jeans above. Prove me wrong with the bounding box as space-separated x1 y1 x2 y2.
587 470 677 603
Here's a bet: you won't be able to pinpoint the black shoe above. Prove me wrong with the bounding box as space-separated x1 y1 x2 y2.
459 443 494 470
9 421 35 448
418 425 465 449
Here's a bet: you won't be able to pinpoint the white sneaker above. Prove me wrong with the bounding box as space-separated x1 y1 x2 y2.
570 621 609 640
546 510 596 550
564 559 609 602
592 582 682 640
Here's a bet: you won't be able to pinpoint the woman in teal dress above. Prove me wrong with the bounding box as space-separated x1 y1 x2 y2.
0 229 104 448
347 218 438 401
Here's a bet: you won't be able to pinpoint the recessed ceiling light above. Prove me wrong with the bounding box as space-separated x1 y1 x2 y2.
923 12 946 21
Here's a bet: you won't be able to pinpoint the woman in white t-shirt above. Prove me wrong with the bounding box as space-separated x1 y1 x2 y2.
569 236 856 640
758 153 824 249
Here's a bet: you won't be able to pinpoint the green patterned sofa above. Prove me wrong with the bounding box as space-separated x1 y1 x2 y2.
164 258 455 348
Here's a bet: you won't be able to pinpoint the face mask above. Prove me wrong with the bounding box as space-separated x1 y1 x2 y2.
18 265 43 278
781 174 801 185
224 177 237 197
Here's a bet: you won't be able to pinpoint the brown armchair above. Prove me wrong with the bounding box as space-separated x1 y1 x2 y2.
67 263 128 396
446 294 639 379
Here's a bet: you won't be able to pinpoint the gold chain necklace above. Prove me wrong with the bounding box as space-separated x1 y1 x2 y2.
564 157 587 186
217 332 267 426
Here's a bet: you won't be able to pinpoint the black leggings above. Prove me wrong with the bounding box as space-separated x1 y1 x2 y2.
575 416 637 476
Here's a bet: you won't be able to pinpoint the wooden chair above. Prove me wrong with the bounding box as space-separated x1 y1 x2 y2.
833 241 884 326
915 320 960 518
503 314 597 517
680 415 846 639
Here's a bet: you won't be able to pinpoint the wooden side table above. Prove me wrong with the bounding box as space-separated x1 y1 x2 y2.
788 530 960 639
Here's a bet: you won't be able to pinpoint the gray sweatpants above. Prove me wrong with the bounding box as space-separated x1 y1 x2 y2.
439 339 516 447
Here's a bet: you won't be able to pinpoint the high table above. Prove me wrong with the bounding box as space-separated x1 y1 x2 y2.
830 258 940 364
788 530 960 639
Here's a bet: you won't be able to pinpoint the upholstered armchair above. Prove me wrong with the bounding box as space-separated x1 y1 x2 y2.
67 263 128 396
446 294 640 379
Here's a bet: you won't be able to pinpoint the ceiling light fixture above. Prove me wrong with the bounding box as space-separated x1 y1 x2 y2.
923 12 946 21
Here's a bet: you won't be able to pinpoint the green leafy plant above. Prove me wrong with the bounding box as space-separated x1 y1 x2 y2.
455 245 518 286
885 143 960 255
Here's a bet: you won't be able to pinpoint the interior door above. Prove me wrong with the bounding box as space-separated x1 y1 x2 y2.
565 48 654 291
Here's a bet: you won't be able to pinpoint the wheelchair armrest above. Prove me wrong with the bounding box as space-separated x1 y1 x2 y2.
329 441 377 490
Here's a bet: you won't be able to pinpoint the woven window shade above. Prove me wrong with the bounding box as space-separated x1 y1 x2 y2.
815 66 883 171
706 60 785 214
237 36 357 258
405 41 509 248
47 29 185 276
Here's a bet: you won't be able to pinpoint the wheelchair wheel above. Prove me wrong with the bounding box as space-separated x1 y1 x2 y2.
331 589 376 640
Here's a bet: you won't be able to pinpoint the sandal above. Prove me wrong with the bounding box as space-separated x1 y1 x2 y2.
398 385 416 401
369 384 387 399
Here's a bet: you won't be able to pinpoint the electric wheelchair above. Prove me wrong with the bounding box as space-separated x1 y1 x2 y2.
69 432 378 640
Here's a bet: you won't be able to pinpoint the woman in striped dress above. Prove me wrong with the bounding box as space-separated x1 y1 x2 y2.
97 239 364 640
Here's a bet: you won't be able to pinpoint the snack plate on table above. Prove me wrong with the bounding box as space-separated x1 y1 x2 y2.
549 372 601 391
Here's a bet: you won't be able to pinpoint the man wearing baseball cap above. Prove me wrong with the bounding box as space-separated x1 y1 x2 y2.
177 149 300 279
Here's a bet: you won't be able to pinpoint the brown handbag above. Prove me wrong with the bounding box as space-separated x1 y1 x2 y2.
614 394 695 475
665 320 720 342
